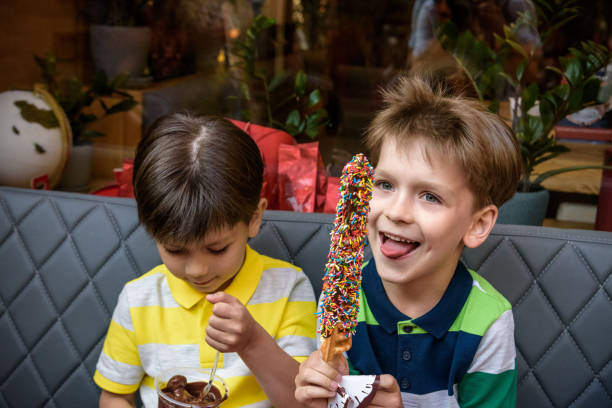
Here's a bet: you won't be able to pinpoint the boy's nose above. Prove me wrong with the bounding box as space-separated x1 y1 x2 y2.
185 258 209 279
385 194 413 224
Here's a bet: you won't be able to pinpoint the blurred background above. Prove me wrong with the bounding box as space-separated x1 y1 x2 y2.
0 0 611 227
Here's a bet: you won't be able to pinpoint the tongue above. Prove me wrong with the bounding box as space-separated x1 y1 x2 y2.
380 238 418 258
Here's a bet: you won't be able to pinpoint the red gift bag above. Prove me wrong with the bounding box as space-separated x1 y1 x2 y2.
229 120 295 210
117 159 134 198
324 176 341 214
278 142 330 213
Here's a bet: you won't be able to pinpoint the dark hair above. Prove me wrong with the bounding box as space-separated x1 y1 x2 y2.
365 75 522 209
133 113 264 244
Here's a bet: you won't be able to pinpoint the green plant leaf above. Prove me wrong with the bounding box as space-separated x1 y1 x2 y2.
305 126 319 140
14 100 59 128
564 58 581 86
538 97 554 127
498 72 518 91
269 72 288 92
81 129 104 140
297 120 306 134
531 164 612 188
567 85 583 112
526 115 545 141
272 94 298 111
286 109 301 128
582 77 601 103
545 65 564 77
105 99 138 115
307 89 322 108
92 71 110 95
481 63 503 94
552 83 570 101
305 109 328 128
78 113 97 124
240 82 251 101
521 83 539 112
295 70 307 98
505 39 528 59
110 74 129 91
253 15 275 30
516 59 528 82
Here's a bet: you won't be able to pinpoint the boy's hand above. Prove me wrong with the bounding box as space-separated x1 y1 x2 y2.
294 350 348 407
205 292 257 353
368 374 402 408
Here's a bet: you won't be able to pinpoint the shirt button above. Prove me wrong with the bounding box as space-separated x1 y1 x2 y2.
402 350 412 361
400 377 410 390
402 325 413 334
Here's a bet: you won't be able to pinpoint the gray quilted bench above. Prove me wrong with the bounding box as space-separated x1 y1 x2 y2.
1 186 611 408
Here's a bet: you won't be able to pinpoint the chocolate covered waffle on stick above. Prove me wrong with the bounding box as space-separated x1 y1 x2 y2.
319 154 373 364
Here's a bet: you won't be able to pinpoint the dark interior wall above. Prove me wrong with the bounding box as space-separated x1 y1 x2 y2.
0 0 88 92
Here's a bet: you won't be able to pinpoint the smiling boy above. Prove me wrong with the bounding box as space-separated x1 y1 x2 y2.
94 114 316 408
295 76 522 407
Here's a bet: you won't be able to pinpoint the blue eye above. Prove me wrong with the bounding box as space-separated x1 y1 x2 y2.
376 180 393 191
423 192 440 203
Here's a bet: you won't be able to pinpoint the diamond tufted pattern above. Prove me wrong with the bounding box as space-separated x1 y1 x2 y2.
1 186 611 407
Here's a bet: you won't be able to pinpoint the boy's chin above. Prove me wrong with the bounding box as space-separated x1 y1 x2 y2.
191 277 233 293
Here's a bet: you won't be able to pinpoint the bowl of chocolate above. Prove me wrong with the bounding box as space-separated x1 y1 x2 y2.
156 367 228 408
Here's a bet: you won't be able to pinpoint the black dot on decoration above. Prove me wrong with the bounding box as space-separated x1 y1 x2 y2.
34 143 46 154
12 125 20 135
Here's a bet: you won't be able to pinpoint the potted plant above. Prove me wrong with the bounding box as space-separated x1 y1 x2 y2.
26 54 138 191
231 15 329 142
86 0 153 84
437 0 612 224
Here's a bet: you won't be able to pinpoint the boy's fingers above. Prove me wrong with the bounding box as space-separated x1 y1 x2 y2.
206 291 239 305
210 301 236 319
336 356 349 376
378 374 400 392
368 375 402 408
298 351 343 386
294 384 337 402
297 365 340 392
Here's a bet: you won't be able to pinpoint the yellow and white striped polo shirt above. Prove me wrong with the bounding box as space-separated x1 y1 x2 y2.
94 245 317 407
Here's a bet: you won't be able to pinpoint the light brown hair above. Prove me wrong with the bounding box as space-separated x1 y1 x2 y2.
133 113 263 244
365 75 522 209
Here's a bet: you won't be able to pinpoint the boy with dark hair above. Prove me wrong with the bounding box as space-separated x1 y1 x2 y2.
95 113 317 407
295 76 522 407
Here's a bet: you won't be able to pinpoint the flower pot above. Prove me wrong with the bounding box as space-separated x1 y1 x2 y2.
497 189 550 226
90 24 151 80
56 144 94 193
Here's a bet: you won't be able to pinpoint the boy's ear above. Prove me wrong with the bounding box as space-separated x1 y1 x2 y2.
463 204 498 249
247 198 268 238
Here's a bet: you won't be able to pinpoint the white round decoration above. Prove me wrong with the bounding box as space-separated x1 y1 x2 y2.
0 88 70 189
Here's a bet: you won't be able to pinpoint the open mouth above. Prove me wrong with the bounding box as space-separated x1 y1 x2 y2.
379 232 420 259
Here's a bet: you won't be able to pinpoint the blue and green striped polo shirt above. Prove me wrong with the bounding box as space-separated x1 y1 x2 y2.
346 260 516 407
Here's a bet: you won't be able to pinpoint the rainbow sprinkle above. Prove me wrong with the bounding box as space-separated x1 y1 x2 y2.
319 153 373 339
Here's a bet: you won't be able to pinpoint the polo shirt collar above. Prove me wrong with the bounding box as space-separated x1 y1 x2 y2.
362 259 472 339
165 244 263 309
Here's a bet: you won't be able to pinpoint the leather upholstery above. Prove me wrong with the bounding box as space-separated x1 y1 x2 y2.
1 186 611 407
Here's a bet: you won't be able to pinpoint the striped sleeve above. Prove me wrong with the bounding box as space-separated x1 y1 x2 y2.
93 285 144 394
458 310 517 407
269 267 317 361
